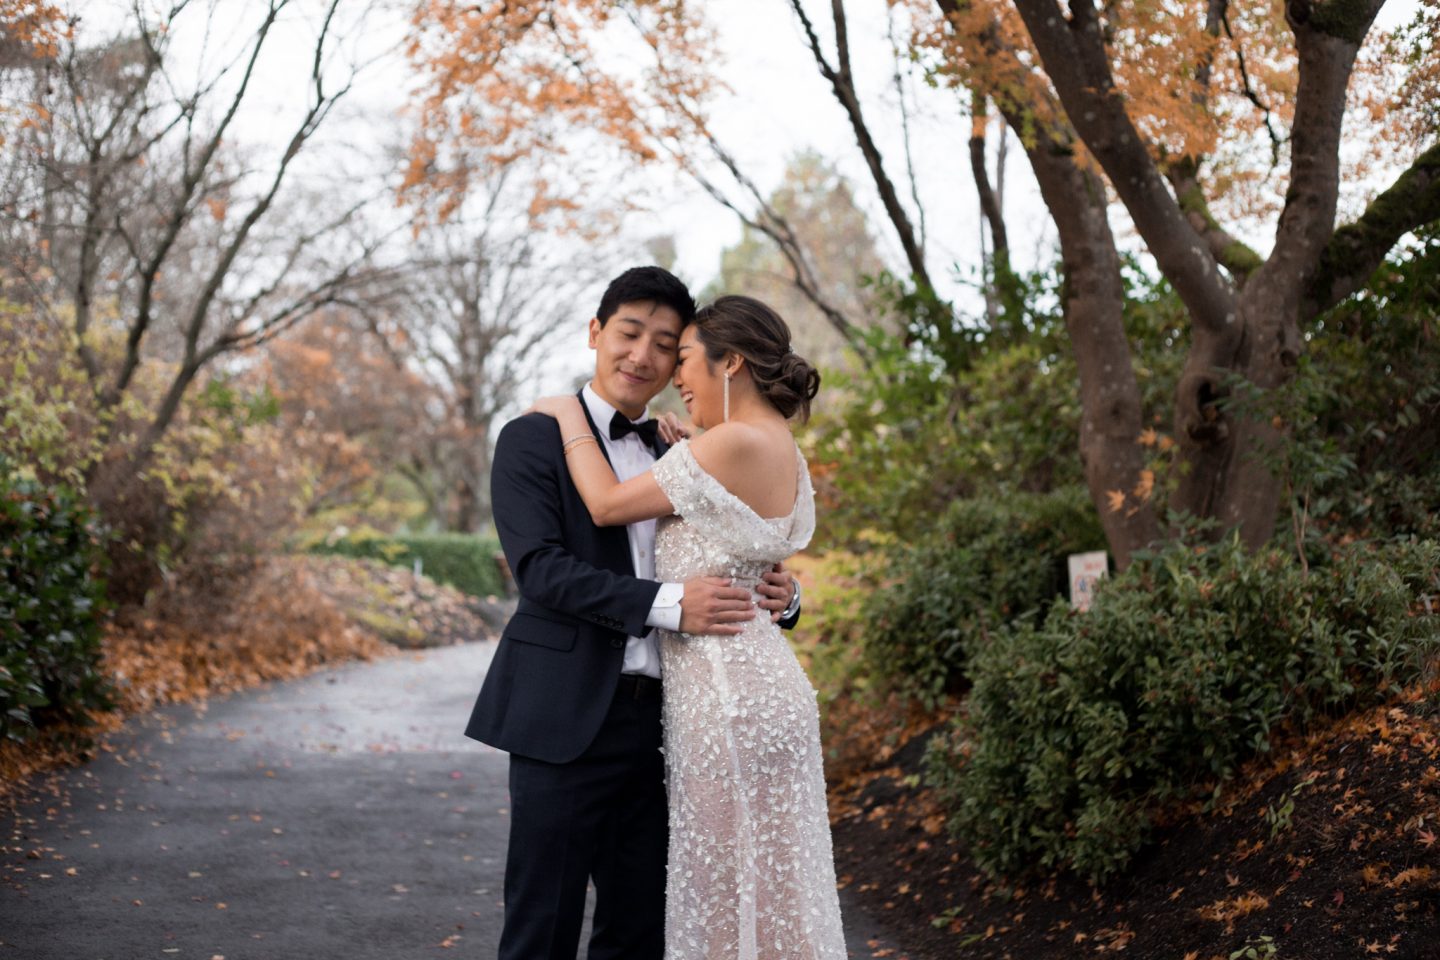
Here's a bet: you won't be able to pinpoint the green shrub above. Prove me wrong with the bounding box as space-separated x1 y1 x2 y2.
311 530 505 598
927 536 1440 881
1294 231 1440 544
860 486 1106 708
0 469 111 742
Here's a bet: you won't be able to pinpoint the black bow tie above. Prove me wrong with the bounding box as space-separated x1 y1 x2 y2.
604 408 659 449
609 411 660 450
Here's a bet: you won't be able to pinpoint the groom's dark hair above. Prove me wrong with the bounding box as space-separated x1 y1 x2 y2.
595 266 696 327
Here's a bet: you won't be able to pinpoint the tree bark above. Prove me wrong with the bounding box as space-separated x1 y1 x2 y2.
1183 0 1382 545
1017 122 1158 567
1006 0 1398 549
968 95 1009 265
933 0 1156 565
1306 140 1440 317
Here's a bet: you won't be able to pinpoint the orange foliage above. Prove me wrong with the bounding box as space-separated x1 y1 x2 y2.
900 0 1420 228
0 1 68 148
898 0 1069 148
255 309 437 523
407 0 1430 262
0 1 66 57
1345 0 1440 220
1198 890 1270 931
103 556 386 715
405 0 720 222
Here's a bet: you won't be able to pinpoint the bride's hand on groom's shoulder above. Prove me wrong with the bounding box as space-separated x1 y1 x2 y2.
656 412 691 445
526 396 580 419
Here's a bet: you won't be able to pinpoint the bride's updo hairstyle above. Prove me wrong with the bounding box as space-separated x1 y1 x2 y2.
692 295 821 422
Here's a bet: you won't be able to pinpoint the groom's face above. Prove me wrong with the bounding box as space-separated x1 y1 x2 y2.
588 300 683 419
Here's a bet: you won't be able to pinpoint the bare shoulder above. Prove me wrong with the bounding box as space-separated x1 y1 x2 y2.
688 420 797 504
689 421 769 467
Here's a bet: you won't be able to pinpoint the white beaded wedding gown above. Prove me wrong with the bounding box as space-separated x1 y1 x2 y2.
650 438 846 960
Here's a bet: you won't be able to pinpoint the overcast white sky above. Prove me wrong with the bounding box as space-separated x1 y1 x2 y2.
83 0 1425 392
117 0 1030 293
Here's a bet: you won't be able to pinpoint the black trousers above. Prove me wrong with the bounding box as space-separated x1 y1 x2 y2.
497 677 667 960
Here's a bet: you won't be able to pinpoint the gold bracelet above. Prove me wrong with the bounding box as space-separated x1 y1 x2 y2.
563 435 598 454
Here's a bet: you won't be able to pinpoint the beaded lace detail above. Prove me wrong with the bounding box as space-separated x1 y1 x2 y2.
651 439 845 960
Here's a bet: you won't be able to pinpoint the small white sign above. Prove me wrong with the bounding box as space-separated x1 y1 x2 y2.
1068 551 1109 612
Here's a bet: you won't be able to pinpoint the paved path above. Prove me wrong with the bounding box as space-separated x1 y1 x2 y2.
2 641 906 959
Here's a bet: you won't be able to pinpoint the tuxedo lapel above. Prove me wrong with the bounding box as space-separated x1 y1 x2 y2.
576 388 616 469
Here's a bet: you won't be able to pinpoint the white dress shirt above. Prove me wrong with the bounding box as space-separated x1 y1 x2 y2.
581 385 683 678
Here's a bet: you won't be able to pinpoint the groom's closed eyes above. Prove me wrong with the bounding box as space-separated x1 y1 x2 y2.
614 318 678 355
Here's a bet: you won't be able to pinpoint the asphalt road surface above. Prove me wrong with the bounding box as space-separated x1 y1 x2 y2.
2 641 906 959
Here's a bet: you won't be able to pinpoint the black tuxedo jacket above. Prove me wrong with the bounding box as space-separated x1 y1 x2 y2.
466 397 662 763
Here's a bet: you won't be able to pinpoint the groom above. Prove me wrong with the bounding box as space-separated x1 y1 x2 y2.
468 265 801 960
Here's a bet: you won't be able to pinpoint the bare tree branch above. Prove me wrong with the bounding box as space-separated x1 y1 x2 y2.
1221 12 1283 165
668 130 866 358
107 0 288 407
968 92 1009 262
788 0 934 297
887 7 927 258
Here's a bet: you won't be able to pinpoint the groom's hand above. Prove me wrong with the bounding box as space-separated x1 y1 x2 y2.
680 577 755 635
757 563 798 623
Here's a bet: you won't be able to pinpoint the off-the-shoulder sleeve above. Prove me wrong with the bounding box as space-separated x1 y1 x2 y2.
788 447 816 551
651 439 713 520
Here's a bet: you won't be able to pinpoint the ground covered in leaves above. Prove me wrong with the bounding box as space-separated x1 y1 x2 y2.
1 554 500 803
826 689 1440 959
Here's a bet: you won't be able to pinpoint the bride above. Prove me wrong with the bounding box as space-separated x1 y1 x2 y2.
529 294 846 959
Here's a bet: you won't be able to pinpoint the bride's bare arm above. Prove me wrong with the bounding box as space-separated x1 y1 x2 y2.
530 396 674 527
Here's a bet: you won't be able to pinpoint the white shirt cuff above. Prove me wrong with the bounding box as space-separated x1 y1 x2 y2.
645 581 684 632
780 578 801 621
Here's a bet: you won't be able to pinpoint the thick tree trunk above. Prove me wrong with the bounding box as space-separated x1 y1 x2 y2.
1020 130 1158 566
1173 3 1374 547
934 0 1432 556
1170 291 1290 546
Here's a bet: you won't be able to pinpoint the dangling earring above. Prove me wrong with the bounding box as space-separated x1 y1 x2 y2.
722 371 731 423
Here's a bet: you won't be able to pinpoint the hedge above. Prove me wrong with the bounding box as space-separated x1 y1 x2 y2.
311 531 506 599
926 535 1440 881
1 469 111 742
859 486 1107 708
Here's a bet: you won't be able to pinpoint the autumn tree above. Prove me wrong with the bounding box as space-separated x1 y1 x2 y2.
902 0 1440 558
259 307 438 528
0 1 65 142
405 0 890 354
0 0 386 510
